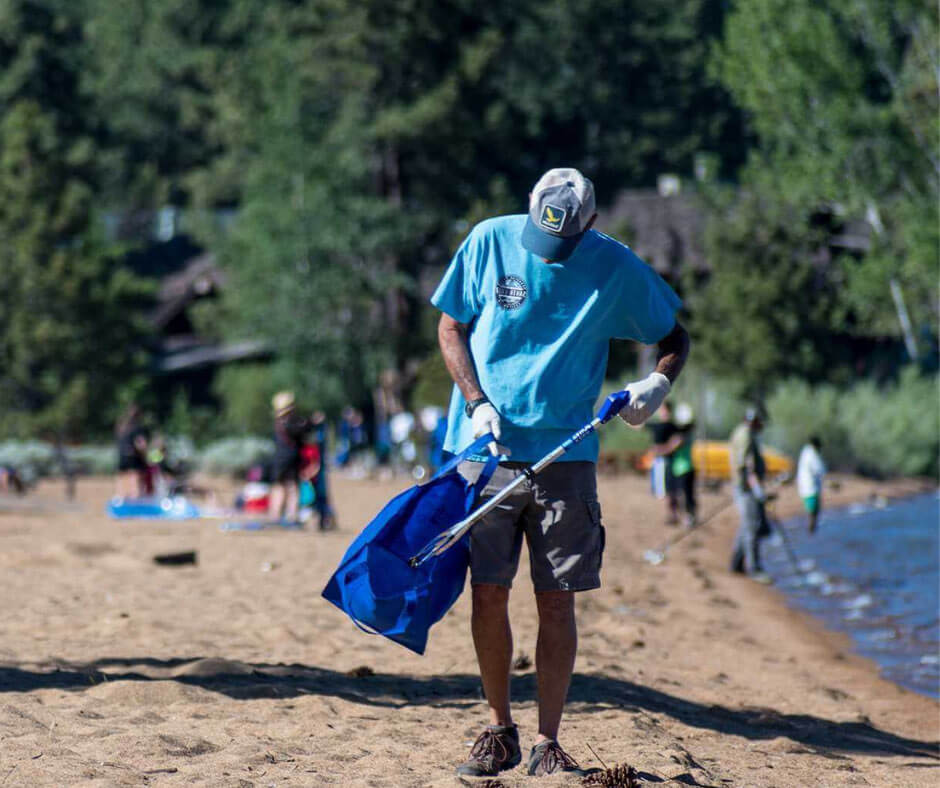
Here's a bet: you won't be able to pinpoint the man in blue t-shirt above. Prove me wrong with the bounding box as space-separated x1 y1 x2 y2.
432 168 689 778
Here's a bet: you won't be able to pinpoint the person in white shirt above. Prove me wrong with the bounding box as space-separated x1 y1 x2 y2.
797 436 826 534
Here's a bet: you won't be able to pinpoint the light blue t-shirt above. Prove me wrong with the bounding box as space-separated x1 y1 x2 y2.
431 214 681 463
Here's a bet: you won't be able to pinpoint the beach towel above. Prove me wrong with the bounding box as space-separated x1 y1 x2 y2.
322 433 498 654
107 496 201 520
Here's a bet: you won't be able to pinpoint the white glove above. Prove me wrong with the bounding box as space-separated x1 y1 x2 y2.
619 372 671 426
471 402 502 456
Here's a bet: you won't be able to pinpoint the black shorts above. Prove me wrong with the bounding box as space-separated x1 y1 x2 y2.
270 451 300 483
459 461 604 593
118 453 146 472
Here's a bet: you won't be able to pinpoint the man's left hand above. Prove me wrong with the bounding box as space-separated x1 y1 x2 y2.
619 373 671 426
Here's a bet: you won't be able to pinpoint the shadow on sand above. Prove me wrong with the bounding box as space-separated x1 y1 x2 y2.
0 657 936 760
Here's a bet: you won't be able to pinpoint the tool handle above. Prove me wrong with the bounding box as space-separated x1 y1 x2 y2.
596 390 631 423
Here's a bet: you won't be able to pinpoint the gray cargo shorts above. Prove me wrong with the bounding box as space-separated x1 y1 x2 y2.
458 460 605 593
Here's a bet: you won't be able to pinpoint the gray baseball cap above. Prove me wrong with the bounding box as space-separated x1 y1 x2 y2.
521 168 596 261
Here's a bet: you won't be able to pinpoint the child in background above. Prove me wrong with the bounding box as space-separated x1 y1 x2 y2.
797 436 826 534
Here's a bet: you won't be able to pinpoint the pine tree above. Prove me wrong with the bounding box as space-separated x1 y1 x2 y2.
0 1 151 438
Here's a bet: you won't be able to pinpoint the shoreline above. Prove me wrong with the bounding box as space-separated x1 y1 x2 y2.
764 480 938 700
0 472 935 786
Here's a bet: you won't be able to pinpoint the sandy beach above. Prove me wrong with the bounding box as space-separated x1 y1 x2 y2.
0 472 936 787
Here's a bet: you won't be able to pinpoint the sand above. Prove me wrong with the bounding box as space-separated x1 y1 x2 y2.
0 471 936 787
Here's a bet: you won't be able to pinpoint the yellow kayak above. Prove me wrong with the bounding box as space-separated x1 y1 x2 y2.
638 440 793 481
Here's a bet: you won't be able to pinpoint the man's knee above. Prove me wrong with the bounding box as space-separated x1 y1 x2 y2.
472 583 510 611
535 590 575 622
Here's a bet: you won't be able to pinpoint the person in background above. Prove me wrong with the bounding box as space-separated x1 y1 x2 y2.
297 439 322 523
310 410 336 530
269 391 308 522
671 402 697 528
0 465 25 494
797 435 826 534
115 403 149 498
729 406 772 583
419 406 450 473
646 400 680 525
335 406 369 471
53 437 76 500
146 433 181 498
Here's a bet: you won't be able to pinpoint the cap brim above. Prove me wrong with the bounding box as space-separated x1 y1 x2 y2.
521 217 584 261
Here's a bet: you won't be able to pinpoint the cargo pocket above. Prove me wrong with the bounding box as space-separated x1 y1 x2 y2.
585 499 605 571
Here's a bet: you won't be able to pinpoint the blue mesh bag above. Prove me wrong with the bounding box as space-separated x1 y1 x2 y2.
322 433 498 654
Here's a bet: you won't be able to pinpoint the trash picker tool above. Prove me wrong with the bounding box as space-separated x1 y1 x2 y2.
409 390 631 568
764 499 804 576
643 471 792 566
643 497 735 565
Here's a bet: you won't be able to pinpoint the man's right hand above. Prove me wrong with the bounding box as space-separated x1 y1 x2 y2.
471 402 502 456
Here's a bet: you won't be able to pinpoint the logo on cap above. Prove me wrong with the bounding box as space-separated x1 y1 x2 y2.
495 275 527 310
539 204 566 234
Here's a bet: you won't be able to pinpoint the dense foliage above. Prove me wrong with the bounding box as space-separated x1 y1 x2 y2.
0 0 935 467
0 0 152 438
765 369 940 478
697 0 938 391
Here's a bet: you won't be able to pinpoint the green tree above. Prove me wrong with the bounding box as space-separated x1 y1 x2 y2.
687 188 851 396
712 0 938 337
81 0 258 208
0 1 152 438
207 0 745 414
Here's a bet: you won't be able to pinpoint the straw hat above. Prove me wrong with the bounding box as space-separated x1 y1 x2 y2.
272 390 296 417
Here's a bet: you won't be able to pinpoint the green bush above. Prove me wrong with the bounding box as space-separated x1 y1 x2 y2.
0 441 56 483
666 364 748 439
765 381 853 468
838 368 939 478
598 417 652 453
0 442 117 478
166 435 198 468
766 369 939 477
198 436 274 477
67 445 117 475
213 363 284 435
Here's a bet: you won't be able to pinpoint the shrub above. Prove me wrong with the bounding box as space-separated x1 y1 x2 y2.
165 435 197 468
0 441 56 483
838 368 939 478
765 381 853 468
766 369 939 477
667 364 748 440
67 445 117 475
197 436 274 476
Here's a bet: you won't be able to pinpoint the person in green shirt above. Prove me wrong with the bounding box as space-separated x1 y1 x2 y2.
671 403 697 528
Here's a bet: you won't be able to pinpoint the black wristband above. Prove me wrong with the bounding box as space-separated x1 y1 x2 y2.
464 397 489 418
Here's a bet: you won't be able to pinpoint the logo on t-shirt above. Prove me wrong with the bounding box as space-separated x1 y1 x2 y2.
495 275 527 310
539 204 566 233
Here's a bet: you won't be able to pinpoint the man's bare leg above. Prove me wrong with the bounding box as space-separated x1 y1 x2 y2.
471 584 513 726
534 590 577 742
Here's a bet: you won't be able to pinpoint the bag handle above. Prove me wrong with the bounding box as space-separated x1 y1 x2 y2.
432 432 500 512
465 451 499 510
432 432 496 480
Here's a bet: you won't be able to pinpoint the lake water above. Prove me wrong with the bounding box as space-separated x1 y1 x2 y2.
762 490 939 698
